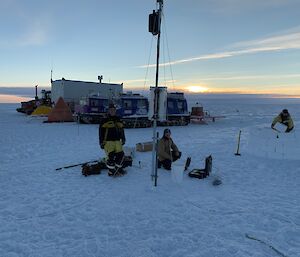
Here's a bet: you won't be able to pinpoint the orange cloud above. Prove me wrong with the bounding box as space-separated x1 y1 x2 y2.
0 94 32 103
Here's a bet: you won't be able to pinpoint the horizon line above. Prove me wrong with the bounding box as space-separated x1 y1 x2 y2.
1 90 300 100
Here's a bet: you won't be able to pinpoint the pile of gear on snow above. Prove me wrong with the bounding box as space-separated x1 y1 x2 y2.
81 156 133 177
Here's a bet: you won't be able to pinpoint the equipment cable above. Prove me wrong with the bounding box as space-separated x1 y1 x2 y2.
161 12 176 91
143 37 154 94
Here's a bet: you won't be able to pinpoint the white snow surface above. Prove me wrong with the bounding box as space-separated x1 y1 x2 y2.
1 98 300 257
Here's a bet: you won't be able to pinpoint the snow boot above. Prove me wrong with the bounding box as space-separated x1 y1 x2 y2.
116 168 127 176
113 163 127 177
106 159 115 175
108 168 115 176
157 160 162 168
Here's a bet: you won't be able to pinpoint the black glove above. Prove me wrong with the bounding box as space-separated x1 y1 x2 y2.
177 151 182 159
100 143 105 149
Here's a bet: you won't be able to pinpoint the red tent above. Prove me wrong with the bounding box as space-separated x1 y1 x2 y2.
47 97 74 122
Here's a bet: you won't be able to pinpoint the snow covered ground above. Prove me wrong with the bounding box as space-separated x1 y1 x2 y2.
0 97 299 257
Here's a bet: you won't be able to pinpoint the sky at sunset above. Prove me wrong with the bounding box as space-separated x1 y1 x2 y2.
1 0 300 99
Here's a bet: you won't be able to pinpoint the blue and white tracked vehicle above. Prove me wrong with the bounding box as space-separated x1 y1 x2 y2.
74 87 190 128
148 87 190 126
75 92 151 127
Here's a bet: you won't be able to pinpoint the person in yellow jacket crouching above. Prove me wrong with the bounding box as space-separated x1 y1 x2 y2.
99 103 126 176
271 109 294 133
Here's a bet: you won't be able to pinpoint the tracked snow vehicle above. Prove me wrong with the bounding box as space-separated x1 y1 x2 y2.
75 87 190 127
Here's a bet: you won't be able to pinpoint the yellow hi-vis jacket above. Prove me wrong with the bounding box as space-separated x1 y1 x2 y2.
99 115 125 146
272 114 294 129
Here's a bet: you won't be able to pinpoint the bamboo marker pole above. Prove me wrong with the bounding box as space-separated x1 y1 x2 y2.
235 130 242 156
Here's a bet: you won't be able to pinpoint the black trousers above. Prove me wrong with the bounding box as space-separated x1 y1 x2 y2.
106 151 124 169
286 126 294 133
158 151 181 170
281 121 294 133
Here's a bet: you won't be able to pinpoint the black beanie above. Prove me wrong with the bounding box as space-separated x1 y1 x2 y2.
163 128 171 135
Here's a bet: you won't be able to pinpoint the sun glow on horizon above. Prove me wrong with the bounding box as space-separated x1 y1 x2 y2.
186 86 209 93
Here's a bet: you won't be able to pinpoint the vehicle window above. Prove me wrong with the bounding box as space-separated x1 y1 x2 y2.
90 99 99 106
80 99 87 105
168 101 174 109
137 99 147 108
178 101 184 112
123 100 132 108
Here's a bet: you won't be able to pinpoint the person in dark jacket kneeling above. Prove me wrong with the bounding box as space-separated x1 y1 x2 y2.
99 103 126 176
157 128 181 170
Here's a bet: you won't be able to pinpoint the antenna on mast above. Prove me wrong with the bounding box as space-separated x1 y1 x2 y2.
98 75 103 83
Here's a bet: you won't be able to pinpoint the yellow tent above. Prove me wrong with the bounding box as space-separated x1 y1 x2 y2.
31 105 52 116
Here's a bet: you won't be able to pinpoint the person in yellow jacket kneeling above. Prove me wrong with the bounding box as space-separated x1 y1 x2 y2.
99 103 126 176
271 109 294 133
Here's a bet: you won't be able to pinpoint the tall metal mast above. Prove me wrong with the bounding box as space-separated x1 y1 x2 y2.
149 0 163 186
